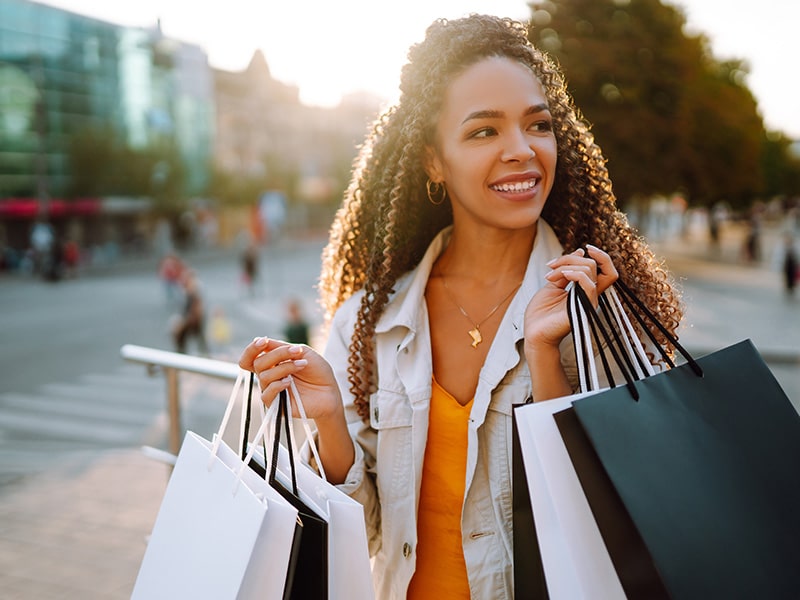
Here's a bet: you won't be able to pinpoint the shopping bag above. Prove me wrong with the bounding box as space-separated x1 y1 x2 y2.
562 279 800 598
511 405 549 599
131 371 300 600
246 378 375 600
515 392 628 599
571 339 800 599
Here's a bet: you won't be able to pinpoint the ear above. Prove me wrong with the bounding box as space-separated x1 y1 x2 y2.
423 144 444 182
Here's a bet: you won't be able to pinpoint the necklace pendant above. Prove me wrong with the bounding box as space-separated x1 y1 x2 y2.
468 327 482 348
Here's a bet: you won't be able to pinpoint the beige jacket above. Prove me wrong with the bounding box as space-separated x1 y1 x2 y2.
325 221 652 599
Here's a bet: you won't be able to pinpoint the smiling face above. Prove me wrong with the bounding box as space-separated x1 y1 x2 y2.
425 56 558 234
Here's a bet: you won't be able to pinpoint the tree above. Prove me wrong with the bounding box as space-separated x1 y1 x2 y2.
528 0 766 208
68 126 187 215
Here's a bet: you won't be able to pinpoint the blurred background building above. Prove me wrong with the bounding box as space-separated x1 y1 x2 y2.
0 0 381 270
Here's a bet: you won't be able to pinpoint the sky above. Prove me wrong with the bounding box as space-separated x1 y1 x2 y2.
36 0 800 138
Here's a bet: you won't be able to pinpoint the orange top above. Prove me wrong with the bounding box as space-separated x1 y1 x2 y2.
407 378 473 599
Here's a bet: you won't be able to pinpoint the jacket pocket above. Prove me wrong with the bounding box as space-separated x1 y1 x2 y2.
369 389 413 429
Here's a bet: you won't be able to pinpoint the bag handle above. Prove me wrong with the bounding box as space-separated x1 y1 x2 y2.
241 371 329 485
270 388 299 496
567 271 703 400
208 369 246 468
612 278 702 377
570 283 641 399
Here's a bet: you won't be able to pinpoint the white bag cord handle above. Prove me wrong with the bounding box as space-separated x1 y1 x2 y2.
289 378 327 482
569 283 599 394
209 369 245 463
605 286 656 378
236 404 276 489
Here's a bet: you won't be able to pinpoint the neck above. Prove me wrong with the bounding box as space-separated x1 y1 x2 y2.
436 225 536 282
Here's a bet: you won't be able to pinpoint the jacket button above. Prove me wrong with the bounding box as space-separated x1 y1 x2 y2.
402 542 412 558
373 407 379 423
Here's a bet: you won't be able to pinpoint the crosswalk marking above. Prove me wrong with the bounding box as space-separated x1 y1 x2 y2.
0 364 170 484
0 360 252 486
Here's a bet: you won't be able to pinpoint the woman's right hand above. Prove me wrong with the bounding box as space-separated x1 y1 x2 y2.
238 337 343 422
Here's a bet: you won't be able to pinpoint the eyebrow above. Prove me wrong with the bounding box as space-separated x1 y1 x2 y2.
460 103 550 125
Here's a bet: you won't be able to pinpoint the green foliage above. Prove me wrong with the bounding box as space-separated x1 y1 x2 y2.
67 126 187 215
528 0 789 209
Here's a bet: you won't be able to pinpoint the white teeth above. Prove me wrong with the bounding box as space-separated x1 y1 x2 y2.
492 180 537 192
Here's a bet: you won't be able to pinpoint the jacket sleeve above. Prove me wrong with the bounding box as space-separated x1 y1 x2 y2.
322 296 382 555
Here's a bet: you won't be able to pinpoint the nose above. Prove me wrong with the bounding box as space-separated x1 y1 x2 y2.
501 130 536 163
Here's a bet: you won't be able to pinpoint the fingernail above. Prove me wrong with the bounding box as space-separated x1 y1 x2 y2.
293 359 308 367
546 258 557 266
254 337 266 347
586 244 599 251
288 345 302 355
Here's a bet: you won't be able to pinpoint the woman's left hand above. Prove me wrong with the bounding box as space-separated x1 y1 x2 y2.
524 244 619 351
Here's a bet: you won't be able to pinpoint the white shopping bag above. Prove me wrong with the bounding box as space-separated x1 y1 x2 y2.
514 392 626 600
132 372 300 600
248 381 375 600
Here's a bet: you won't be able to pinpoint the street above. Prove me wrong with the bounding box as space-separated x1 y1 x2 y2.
0 227 796 487
0 238 327 487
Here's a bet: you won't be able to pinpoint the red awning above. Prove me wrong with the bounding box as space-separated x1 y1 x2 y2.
0 198 101 218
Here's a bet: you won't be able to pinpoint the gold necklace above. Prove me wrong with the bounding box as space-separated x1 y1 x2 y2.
441 274 523 348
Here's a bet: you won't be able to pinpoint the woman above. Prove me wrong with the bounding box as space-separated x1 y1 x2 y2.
240 14 682 599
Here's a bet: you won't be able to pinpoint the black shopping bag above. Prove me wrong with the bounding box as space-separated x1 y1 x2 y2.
512 403 549 599
570 339 800 599
243 381 328 599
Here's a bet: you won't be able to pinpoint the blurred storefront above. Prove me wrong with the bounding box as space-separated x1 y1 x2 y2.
0 0 214 256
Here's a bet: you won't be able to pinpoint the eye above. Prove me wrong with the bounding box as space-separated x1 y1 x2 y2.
529 119 553 133
468 126 497 139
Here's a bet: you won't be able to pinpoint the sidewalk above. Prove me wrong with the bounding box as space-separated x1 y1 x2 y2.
1 224 798 599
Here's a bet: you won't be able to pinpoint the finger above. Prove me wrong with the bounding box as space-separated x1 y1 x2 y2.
585 244 619 290
254 356 308 391
252 343 306 372
258 376 293 407
545 263 594 286
238 336 270 371
563 269 599 304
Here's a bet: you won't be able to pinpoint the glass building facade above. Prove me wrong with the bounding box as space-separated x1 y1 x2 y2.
0 0 215 251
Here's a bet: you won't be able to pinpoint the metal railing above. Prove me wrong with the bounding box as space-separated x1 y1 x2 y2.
120 344 239 456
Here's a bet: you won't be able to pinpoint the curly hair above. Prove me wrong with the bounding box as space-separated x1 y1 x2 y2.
319 14 683 419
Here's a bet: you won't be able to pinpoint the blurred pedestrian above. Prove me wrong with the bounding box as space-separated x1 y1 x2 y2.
283 297 310 345
780 233 798 298
742 211 762 263
240 242 259 297
159 252 185 306
172 269 208 355
43 234 64 282
30 219 54 275
63 239 80 278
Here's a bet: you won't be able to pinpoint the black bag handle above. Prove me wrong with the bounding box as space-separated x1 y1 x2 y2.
571 283 641 399
242 372 269 471
243 372 299 496
271 388 299 496
612 278 702 377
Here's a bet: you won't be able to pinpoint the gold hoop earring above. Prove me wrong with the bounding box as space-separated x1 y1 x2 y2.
426 179 447 205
